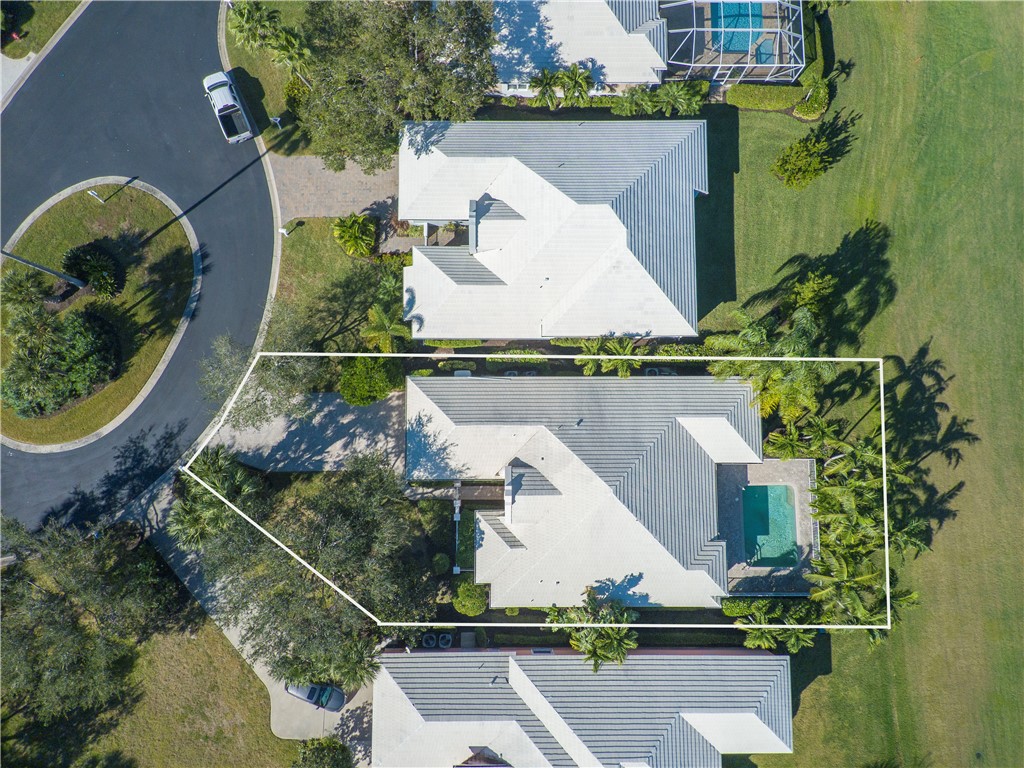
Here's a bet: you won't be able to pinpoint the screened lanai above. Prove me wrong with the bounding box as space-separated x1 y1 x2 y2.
662 0 805 82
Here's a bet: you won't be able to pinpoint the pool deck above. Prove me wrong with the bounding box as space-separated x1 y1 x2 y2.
717 458 816 595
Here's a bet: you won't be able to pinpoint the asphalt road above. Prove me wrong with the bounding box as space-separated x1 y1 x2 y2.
1 2 273 528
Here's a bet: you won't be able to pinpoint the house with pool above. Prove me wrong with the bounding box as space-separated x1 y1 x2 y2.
489 0 805 97
405 375 816 609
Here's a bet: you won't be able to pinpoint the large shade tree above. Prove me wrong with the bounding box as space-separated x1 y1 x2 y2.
172 451 436 687
298 0 496 172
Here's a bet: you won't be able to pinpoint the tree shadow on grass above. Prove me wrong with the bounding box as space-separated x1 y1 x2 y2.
813 109 861 170
745 220 896 354
695 104 739 320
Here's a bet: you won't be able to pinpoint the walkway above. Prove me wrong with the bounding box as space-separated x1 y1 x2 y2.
1 52 34 101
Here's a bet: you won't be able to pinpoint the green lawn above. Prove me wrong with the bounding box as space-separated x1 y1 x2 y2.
273 217 352 308
223 0 310 154
1 617 298 767
707 4 1023 766
1 185 193 444
1 1 78 59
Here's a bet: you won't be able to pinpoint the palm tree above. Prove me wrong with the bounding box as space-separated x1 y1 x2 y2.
599 337 645 379
312 636 382 690
556 63 594 108
332 213 377 258
574 338 606 376
806 548 883 622
361 303 411 354
765 426 806 460
735 599 783 650
652 81 704 117
270 27 312 89
528 68 560 110
610 85 655 117
168 448 260 551
227 0 281 53
575 626 638 672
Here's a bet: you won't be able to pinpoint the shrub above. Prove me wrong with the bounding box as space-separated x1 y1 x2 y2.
504 607 520 617
409 368 434 377
453 578 489 617
652 342 709 357
550 337 585 348
422 339 483 349
332 213 377 258
284 74 311 115
336 356 403 406
431 552 452 576
485 349 546 372
726 84 807 112
292 736 353 768
588 95 619 108
771 134 829 189
1 307 119 416
437 359 476 372
721 597 764 617
62 242 123 297
500 96 519 107
794 81 830 120
474 627 488 647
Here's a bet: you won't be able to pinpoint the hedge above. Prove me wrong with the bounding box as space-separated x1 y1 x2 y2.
484 349 547 373
423 339 483 348
726 84 807 112
437 359 476 372
409 368 434 377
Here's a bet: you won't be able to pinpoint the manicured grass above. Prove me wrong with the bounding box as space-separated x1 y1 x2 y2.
1 185 193 444
701 4 1022 766
1 617 298 767
223 0 310 154
1 1 78 59
274 217 353 308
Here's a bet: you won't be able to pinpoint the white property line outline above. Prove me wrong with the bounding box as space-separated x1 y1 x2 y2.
183 352 891 631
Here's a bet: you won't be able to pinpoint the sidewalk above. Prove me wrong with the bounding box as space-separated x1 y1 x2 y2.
123 478 373 763
1 52 35 101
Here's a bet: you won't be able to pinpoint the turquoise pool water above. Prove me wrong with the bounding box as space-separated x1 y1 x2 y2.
711 2 763 54
743 485 798 567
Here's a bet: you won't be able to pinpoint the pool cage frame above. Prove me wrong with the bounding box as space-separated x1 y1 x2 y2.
662 0 805 83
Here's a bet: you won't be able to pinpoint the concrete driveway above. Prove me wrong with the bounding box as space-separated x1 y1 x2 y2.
212 391 405 474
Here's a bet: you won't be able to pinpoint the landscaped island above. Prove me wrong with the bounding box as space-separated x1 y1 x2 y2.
0 184 194 444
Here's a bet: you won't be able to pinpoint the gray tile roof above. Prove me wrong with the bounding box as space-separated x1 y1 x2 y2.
408 377 761 593
422 121 708 329
382 652 574 766
417 246 506 286
379 651 792 767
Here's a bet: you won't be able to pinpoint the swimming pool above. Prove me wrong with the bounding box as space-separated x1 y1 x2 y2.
711 1 763 54
742 484 798 567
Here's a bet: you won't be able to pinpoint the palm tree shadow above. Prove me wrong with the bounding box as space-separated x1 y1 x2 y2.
744 219 896 354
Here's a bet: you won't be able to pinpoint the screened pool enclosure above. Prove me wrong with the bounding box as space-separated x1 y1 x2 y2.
662 0 805 82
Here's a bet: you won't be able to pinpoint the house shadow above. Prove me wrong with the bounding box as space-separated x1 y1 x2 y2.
695 104 739 319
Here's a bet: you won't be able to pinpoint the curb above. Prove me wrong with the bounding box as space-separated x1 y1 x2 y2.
0 0 92 113
1 177 203 454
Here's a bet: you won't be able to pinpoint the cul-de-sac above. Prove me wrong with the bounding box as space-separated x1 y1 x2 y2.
1 2 1020 767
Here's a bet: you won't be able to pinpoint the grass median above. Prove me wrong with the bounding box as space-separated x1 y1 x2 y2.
1 184 193 445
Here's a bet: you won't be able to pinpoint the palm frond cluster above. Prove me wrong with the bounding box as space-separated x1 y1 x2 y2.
545 588 640 672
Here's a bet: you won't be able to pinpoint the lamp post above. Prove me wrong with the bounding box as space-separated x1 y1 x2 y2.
87 189 105 204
